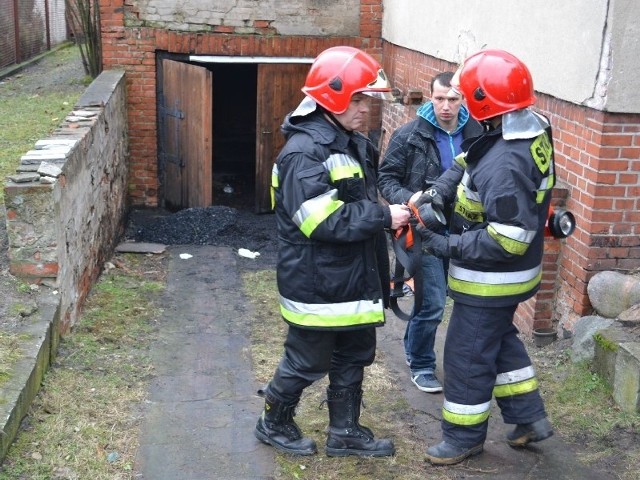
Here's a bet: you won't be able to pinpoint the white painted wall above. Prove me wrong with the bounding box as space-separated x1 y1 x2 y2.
382 0 640 113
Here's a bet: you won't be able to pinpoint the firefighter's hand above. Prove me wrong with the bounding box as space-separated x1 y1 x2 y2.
413 187 445 212
417 225 450 258
389 204 411 230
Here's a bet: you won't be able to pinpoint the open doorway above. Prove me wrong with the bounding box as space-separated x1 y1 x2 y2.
157 53 309 213
208 63 257 211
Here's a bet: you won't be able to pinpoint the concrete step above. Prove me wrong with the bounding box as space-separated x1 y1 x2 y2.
593 324 640 413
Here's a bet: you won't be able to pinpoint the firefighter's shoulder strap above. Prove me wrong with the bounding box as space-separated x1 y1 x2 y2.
389 224 423 321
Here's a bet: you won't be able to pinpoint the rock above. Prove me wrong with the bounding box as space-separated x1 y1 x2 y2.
618 303 640 326
571 315 614 362
587 271 640 318
37 161 63 178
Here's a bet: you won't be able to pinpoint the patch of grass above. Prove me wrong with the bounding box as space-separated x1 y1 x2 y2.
535 349 640 478
0 333 24 387
0 253 166 480
0 45 84 202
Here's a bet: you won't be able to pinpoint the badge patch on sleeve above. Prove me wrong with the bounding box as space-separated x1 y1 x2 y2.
530 133 552 174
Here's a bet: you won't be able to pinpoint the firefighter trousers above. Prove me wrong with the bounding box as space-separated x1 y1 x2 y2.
266 324 377 403
441 302 547 448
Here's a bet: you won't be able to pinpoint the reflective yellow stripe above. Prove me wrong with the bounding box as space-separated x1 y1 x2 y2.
280 296 384 328
442 399 491 426
271 164 279 210
487 223 535 256
537 173 554 203
493 366 539 397
324 153 363 181
455 182 484 224
293 189 344 238
493 377 539 398
448 264 542 297
454 152 467 169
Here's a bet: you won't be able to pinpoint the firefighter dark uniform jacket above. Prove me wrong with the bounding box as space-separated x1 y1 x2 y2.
433 122 555 307
271 100 392 330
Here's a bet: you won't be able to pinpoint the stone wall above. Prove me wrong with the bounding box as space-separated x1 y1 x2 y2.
3 70 129 332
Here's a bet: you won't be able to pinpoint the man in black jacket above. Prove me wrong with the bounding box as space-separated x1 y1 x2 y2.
378 72 482 394
254 46 410 458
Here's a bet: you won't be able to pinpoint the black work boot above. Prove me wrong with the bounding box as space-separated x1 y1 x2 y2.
325 387 395 457
425 441 484 465
507 417 554 447
254 393 317 455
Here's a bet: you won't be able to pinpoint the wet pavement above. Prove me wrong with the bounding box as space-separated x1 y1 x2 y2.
133 245 616 479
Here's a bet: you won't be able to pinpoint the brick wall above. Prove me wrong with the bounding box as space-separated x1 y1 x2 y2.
99 0 384 207
381 42 640 334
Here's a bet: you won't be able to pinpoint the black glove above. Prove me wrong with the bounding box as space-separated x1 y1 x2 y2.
417 227 461 259
413 187 445 212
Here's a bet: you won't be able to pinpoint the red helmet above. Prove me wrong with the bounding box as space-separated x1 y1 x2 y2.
453 49 536 121
302 46 393 114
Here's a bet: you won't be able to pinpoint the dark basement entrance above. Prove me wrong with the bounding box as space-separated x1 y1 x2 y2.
157 54 310 214
210 62 257 211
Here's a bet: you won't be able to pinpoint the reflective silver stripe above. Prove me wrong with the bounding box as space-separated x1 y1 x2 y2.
280 295 384 317
443 398 491 415
539 174 553 191
488 222 536 244
449 263 542 285
495 365 536 385
461 171 481 202
292 189 340 227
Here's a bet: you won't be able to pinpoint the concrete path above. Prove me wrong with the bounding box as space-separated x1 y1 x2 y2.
133 246 275 479
133 245 615 479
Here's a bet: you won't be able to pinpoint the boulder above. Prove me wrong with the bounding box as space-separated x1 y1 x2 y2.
571 315 614 362
587 271 640 319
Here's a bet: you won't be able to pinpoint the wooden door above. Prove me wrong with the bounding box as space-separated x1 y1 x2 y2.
255 63 309 213
160 59 213 209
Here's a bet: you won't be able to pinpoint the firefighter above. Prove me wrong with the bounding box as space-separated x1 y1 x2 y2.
254 46 411 457
414 49 555 465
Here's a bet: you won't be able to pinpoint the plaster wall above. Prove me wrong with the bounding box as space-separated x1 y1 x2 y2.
129 0 360 35
382 0 640 113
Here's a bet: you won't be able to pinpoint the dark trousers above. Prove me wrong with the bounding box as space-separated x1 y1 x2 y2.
442 302 546 447
267 325 377 403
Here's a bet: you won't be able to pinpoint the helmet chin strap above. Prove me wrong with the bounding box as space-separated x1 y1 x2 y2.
320 106 351 133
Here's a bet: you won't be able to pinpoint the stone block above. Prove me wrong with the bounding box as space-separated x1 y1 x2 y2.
613 342 640 413
593 326 627 386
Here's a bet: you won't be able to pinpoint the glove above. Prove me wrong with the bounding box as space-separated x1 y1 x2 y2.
417 227 461 259
413 187 445 212
416 225 449 258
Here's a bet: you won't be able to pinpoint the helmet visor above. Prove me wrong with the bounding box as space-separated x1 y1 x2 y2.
362 69 395 101
450 65 463 97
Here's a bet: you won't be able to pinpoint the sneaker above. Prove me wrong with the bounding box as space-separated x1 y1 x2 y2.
411 373 442 393
402 284 414 297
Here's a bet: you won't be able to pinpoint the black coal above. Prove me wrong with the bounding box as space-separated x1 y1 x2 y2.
124 206 279 260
